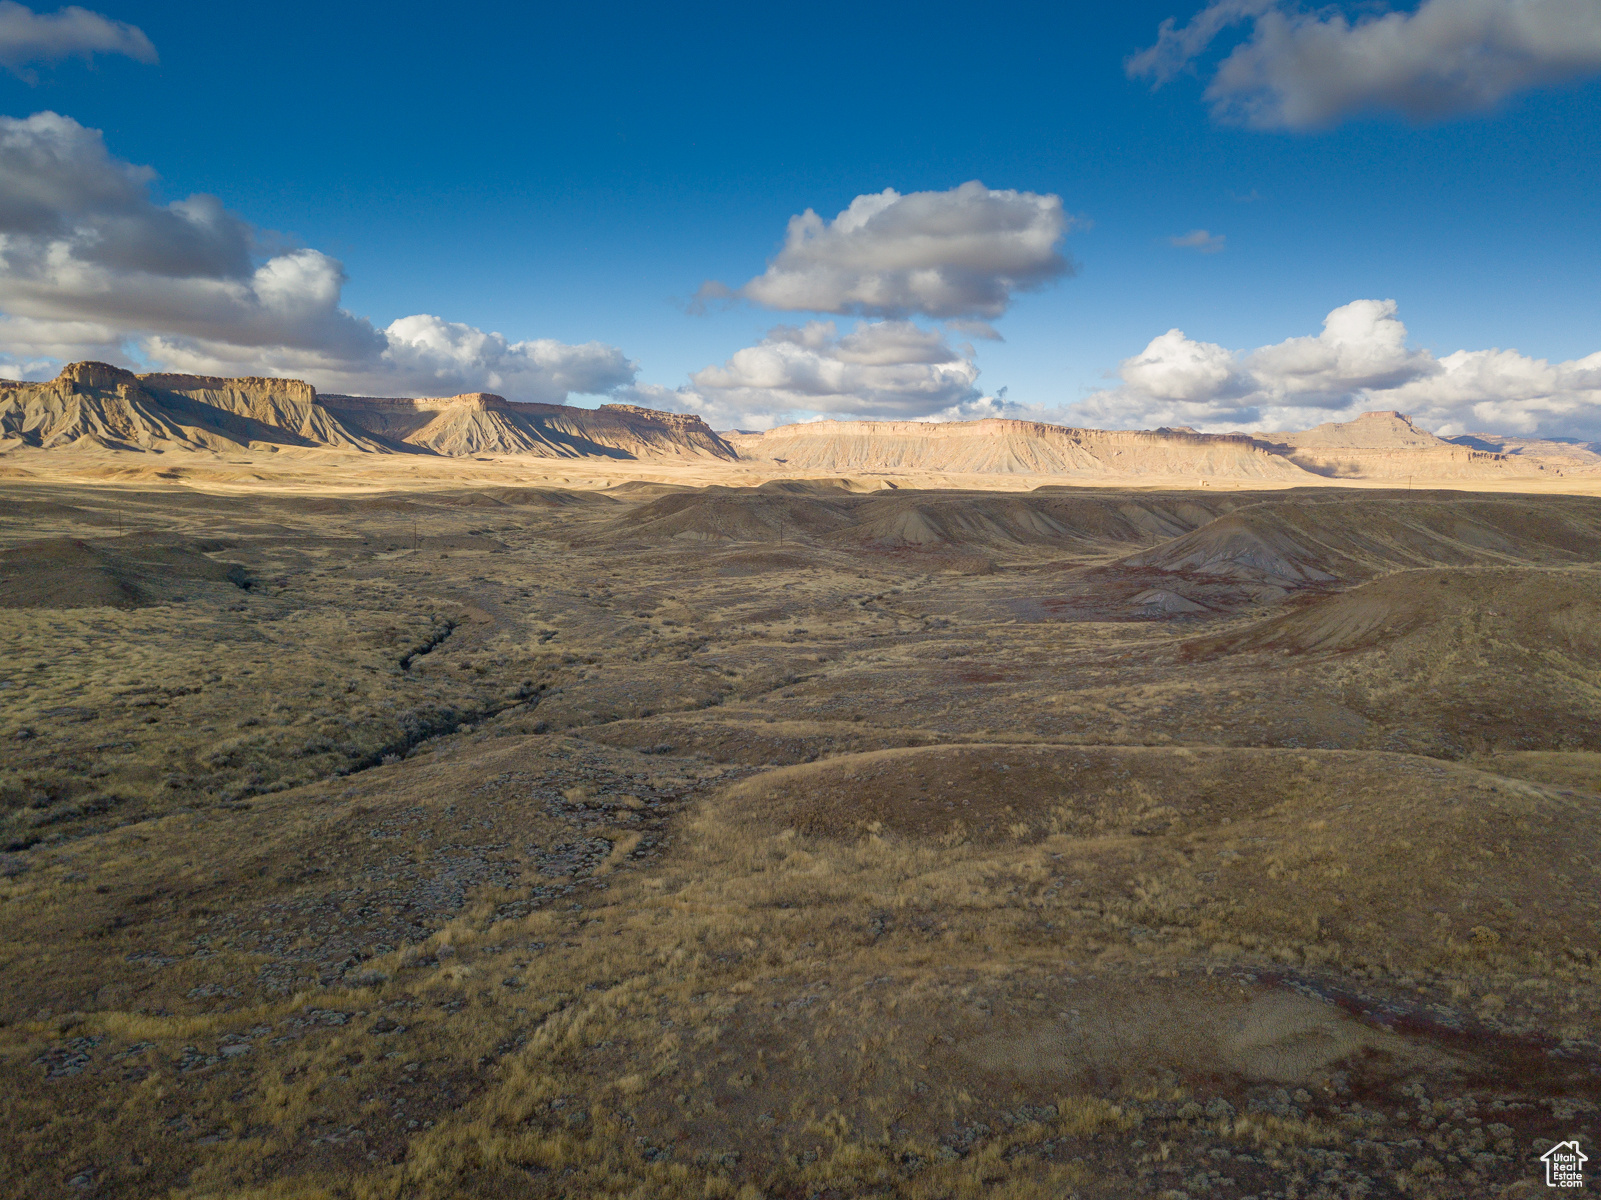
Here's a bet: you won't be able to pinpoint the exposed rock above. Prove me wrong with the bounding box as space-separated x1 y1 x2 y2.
0 363 735 462
726 417 1311 479
321 393 737 460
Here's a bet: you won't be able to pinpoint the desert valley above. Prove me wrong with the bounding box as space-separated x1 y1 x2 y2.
0 364 1597 1199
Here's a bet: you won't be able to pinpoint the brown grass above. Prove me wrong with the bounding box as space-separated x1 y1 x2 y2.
2 481 1598 1199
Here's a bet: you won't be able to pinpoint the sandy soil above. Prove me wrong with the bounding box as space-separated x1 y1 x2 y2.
8 445 1601 497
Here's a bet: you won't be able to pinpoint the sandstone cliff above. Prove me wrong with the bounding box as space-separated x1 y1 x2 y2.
141 373 389 452
319 394 737 460
0 363 737 461
0 363 242 452
3 363 1594 483
725 418 1313 479
1249 410 1565 479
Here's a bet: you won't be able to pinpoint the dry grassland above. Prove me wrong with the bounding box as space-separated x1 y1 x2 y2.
1 480 1598 1200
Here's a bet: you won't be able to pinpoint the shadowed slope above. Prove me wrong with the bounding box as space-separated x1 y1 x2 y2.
1116 495 1601 587
598 489 1251 552
140 374 391 452
1184 567 1601 659
604 491 857 541
0 363 399 454
837 492 1239 549
0 364 736 462
1183 567 1601 753
322 394 737 460
0 364 215 452
0 536 250 609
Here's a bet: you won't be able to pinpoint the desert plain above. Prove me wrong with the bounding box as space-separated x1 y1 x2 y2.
2 365 1600 1200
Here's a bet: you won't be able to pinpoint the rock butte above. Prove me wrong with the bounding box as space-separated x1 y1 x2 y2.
2 362 1599 492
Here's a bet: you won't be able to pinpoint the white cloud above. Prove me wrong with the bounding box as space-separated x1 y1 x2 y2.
626 320 986 430
1114 328 1248 410
1130 0 1601 129
1384 346 1601 436
1128 0 1274 86
711 181 1073 321
0 1 155 79
0 112 638 402
151 315 637 402
1169 229 1226 253
372 316 635 400
1243 298 1433 399
1074 298 1601 438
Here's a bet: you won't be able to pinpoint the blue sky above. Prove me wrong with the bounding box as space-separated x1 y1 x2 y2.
2 0 1599 435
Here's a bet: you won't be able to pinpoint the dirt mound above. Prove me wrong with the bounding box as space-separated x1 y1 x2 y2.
487 487 611 507
1117 495 1601 586
836 493 1231 550
605 492 856 541
717 743 1598 964
1186 567 1601 658
927 550 996 574
754 477 883 494
604 480 696 497
595 490 1248 554
1117 510 1340 584
0 537 250 609
837 494 1074 548
1184 568 1601 753
1130 588 1208 614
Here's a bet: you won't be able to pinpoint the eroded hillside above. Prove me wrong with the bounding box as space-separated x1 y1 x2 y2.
1 481 1597 1200
0 364 734 462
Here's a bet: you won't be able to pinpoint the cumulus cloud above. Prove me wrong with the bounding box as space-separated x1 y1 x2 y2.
707 181 1073 321
145 315 637 403
1129 0 1601 129
0 112 638 401
1169 229 1226 253
1074 298 1601 438
1383 346 1601 437
625 321 986 430
0 1 155 79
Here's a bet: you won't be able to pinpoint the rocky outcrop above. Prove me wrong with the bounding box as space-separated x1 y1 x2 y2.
140 373 390 452
1249 410 1552 479
1254 411 1445 450
321 393 738 460
2 363 1591 481
725 418 1312 479
0 363 213 451
0 364 737 461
